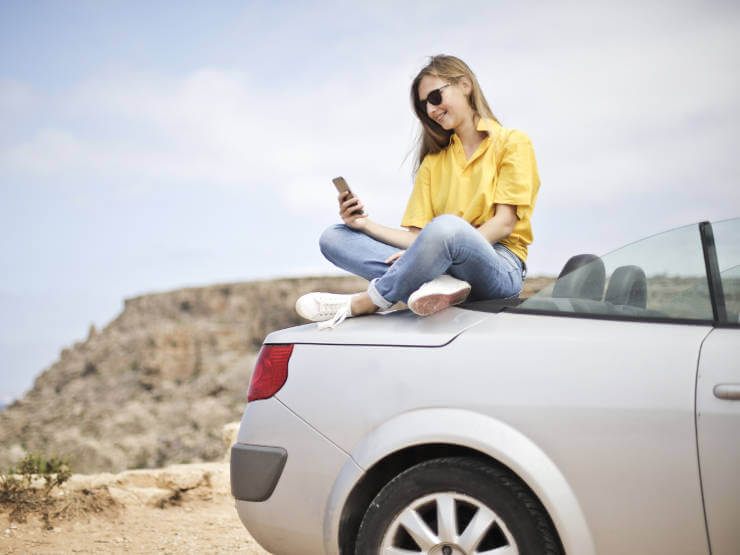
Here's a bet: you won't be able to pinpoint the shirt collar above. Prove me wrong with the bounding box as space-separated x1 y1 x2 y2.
476 117 499 133
449 117 498 145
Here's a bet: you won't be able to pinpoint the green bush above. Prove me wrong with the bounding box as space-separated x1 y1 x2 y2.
0 453 72 525
16 454 70 489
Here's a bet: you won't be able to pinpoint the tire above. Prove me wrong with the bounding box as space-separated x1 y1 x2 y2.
354 457 563 555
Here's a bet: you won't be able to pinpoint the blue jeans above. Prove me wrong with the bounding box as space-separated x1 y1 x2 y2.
319 214 524 309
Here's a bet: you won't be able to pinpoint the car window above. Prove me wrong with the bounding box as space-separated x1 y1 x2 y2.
515 222 714 322
712 217 740 323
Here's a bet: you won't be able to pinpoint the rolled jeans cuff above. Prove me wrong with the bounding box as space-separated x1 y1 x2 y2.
367 278 393 309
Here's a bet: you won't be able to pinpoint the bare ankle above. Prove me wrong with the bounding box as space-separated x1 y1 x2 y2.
351 293 379 315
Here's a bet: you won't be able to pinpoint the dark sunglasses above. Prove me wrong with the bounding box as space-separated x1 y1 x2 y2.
419 83 451 110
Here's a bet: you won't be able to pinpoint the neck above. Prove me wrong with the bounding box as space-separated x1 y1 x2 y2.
454 113 486 151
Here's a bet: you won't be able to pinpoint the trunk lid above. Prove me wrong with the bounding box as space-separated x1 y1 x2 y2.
264 307 492 347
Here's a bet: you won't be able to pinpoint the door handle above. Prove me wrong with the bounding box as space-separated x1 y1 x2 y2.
713 384 740 400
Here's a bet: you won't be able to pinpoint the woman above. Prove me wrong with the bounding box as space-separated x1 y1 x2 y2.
297 55 540 329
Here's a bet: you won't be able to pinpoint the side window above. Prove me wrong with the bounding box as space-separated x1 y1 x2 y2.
712 218 740 324
517 222 714 321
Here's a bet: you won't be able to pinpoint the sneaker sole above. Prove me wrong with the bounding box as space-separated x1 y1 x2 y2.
408 285 471 316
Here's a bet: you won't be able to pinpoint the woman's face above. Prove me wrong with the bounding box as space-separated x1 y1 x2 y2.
417 74 473 131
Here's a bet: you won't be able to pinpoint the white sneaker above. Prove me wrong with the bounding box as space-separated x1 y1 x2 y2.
407 275 472 316
295 292 354 330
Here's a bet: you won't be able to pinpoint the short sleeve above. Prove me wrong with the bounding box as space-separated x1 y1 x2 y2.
401 156 435 228
494 130 540 218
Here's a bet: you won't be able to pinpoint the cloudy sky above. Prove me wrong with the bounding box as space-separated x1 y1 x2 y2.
1 0 739 401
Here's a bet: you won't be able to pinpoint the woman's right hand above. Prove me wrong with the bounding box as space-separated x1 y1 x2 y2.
339 191 368 230
384 250 405 267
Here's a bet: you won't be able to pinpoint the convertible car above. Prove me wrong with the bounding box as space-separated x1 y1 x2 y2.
231 218 739 555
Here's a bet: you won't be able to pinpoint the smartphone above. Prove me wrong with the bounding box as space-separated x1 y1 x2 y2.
332 176 365 216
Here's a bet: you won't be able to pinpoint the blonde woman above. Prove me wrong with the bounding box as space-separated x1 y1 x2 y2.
297 55 540 329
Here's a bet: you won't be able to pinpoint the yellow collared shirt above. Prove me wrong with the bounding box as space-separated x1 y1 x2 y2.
401 118 540 262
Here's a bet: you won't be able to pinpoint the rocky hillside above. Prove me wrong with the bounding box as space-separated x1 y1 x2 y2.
0 276 367 474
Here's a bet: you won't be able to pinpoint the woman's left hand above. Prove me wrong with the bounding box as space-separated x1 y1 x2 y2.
385 250 405 266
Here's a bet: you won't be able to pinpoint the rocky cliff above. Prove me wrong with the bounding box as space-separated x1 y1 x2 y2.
0 276 367 474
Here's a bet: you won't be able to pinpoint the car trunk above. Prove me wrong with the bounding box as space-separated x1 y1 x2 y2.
264 307 492 347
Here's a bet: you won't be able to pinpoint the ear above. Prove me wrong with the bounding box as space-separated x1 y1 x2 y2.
459 77 473 94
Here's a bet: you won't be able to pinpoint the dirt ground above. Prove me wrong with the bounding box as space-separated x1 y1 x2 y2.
0 491 269 554
0 457 272 555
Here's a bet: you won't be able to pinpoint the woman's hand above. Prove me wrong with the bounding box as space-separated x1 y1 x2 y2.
384 250 405 266
339 191 368 230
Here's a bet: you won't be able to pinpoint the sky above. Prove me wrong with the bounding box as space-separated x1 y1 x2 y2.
1 0 739 401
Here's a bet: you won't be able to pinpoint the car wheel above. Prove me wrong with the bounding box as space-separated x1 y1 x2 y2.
355 457 563 555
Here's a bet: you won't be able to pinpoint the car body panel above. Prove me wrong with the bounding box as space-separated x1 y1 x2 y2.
234 397 354 555
324 407 595 555
322 450 367 555
696 328 740 555
276 311 712 554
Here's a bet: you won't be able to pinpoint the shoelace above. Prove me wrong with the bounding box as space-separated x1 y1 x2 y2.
317 300 352 330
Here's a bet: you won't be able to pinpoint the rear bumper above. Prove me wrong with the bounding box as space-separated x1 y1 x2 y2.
232 397 351 555
230 444 287 501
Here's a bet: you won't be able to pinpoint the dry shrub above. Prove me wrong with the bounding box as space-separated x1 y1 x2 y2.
46 487 121 524
0 453 120 529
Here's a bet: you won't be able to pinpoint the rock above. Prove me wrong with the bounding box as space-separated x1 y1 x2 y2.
108 486 174 507
114 469 160 489
155 466 210 491
59 462 229 509
6 444 26 464
66 472 118 491
222 422 240 461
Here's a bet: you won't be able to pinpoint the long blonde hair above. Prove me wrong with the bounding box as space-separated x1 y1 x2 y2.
410 55 499 172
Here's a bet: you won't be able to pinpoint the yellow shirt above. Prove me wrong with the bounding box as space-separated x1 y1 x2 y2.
401 118 540 262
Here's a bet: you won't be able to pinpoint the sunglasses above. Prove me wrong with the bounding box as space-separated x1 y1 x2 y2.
419 83 451 110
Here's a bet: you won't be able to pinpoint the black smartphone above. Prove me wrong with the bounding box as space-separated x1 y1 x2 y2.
332 176 364 216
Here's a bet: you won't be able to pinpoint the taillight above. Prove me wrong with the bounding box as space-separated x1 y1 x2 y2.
247 344 294 402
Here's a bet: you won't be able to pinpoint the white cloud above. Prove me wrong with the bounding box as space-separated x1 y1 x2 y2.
0 79 35 115
3 128 84 176
0 66 417 206
1 1 738 233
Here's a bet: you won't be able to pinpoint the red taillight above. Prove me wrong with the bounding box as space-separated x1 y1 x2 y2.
247 344 294 402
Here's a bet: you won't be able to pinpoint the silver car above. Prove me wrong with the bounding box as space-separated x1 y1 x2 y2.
231 218 739 555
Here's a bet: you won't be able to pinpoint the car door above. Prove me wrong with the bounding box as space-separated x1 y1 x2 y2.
696 328 740 555
511 217 739 553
